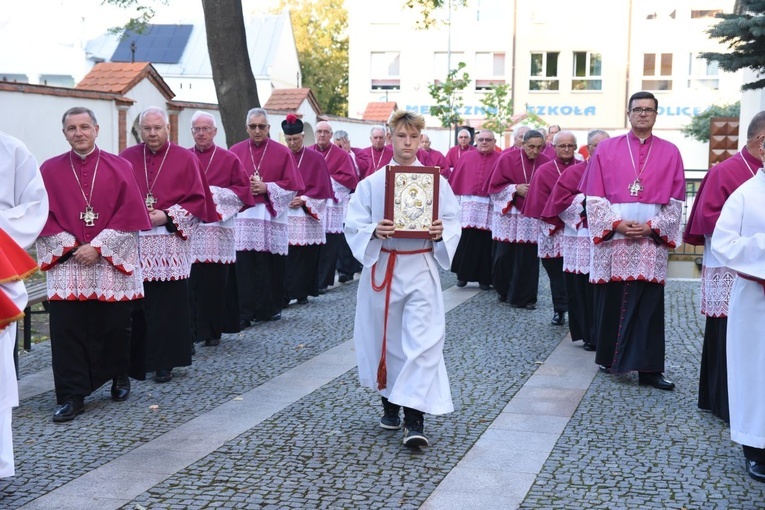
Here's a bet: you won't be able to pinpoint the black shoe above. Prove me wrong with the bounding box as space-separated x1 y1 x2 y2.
746 460 765 483
456 280 467 287
205 338 221 347
479 283 491 290
297 297 309 305
599 365 611 373
111 375 131 402
583 342 596 352
318 287 327 295
270 312 281 321
154 369 173 383
282 298 291 308
239 319 252 330
638 372 675 391
402 417 429 447
53 397 84 423
498 295 507 302
338 274 351 283
380 397 402 430
525 303 537 310
551 312 566 326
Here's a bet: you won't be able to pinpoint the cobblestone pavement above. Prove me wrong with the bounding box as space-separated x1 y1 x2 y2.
2 272 764 509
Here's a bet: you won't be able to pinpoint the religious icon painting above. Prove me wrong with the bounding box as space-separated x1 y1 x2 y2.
384 165 440 238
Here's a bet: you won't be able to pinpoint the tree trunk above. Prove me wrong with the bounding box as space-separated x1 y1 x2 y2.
201 0 260 148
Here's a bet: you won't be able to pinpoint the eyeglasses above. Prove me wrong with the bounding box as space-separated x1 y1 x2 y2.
476 137 495 143
248 123 269 131
555 144 577 150
630 107 657 116
192 126 214 133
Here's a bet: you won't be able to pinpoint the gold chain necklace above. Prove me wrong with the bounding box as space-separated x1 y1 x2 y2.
144 143 171 208
69 149 101 227
626 133 653 197
248 139 269 179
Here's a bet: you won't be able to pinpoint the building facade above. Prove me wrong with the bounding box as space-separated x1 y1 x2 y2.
347 0 742 167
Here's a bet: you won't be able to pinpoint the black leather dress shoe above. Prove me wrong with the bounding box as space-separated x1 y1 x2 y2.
154 369 173 383
53 397 84 423
583 342 596 351
456 280 467 287
746 460 765 483
479 283 491 291
525 303 537 310
318 287 327 295
297 297 309 305
240 319 252 330
551 312 566 325
498 295 507 303
111 375 131 402
338 273 351 283
205 338 221 347
270 312 282 321
639 372 675 390
599 365 611 373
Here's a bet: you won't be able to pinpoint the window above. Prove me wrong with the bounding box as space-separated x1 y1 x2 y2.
371 52 400 90
433 52 465 85
571 52 602 91
39 74 75 87
0 73 29 83
691 9 723 18
642 53 673 91
475 52 505 90
529 52 559 91
688 53 719 90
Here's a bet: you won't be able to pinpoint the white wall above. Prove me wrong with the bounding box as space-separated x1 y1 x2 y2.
0 91 120 163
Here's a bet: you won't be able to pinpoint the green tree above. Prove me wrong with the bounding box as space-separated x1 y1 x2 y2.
403 0 467 29
681 102 740 142
428 62 471 129
701 0 765 90
479 84 513 135
276 0 349 116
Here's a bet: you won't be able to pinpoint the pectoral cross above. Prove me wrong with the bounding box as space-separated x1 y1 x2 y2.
80 206 99 227
145 192 157 209
628 179 643 197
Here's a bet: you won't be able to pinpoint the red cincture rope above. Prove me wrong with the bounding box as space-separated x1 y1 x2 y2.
371 246 432 390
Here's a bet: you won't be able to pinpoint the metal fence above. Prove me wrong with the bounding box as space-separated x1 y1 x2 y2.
672 177 703 257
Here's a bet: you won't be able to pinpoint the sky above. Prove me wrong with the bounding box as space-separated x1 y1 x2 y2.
0 0 282 78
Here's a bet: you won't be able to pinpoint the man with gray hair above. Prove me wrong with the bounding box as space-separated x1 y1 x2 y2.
360 126 393 179
523 130 579 326
120 106 216 384
445 128 475 172
188 111 254 347
332 129 364 283
310 121 358 290
229 108 304 327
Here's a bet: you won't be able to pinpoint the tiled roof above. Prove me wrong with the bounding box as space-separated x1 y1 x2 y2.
76 62 174 100
264 88 321 115
0 81 134 105
362 102 398 122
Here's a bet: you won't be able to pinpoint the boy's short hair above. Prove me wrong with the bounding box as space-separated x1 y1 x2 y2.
388 110 426 132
